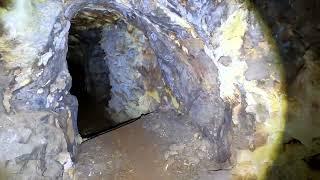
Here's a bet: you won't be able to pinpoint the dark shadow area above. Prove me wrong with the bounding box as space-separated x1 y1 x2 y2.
67 18 115 137
66 9 159 140
0 0 11 8
250 0 320 179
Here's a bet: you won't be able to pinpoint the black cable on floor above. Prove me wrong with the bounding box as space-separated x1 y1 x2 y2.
81 112 153 143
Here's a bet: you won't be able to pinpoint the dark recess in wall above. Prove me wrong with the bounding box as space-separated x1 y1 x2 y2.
67 24 115 137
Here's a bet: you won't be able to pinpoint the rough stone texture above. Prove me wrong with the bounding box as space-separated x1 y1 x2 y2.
101 20 166 123
0 0 80 179
0 111 77 179
0 0 318 179
251 1 320 179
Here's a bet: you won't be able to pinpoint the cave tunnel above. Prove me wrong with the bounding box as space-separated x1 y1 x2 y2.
57 0 320 178
2 0 320 179
66 9 163 138
67 11 114 137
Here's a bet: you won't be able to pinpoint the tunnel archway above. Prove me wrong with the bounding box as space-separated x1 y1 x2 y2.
66 8 164 138
67 10 115 137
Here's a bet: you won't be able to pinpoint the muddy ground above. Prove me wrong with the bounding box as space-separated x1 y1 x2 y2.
74 111 231 180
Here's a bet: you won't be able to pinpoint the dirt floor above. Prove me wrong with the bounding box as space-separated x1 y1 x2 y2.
74 111 231 180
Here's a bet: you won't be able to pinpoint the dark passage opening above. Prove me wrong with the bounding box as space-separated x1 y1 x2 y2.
66 9 162 139
67 11 116 137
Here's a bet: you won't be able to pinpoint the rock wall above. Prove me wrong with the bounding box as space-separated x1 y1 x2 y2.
101 20 166 123
0 0 80 179
1 0 318 179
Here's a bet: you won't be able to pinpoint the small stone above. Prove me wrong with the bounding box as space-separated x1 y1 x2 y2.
182 46 189 54
127 24 134 33
218 56 232 66
36 70 44 77
37 88 44 94
193 133 200 139
38 50 53 66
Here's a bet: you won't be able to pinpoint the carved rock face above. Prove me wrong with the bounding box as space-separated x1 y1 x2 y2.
0 0 319 179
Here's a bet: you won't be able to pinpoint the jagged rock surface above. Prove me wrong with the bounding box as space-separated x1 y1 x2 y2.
0 0 319 179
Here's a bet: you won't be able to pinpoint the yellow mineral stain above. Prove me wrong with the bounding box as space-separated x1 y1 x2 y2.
165 87 180 110
231 1 288 179
146 90 161 103
220 9 247 58
171 96 180 109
